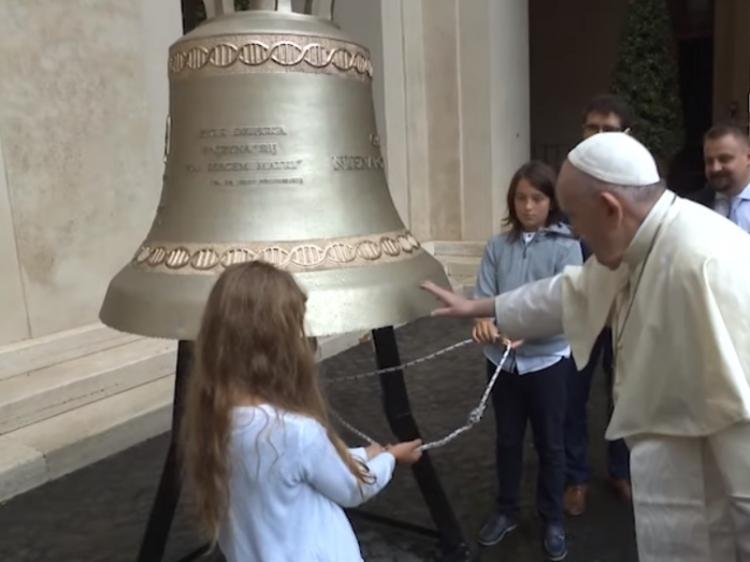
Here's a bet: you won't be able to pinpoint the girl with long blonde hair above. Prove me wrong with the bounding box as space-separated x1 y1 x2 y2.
181 261 422 561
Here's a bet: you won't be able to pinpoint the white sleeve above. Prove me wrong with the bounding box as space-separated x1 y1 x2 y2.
301 426 395 508
494 274 564 340
494 261 624 368
349 447 368 462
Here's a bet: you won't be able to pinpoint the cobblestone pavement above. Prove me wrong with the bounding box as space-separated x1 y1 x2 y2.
0 317 638 561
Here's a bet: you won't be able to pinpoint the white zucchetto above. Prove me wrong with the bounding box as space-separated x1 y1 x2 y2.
568 132 660 186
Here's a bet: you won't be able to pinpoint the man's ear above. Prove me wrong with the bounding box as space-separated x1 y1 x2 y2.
600 191 624 222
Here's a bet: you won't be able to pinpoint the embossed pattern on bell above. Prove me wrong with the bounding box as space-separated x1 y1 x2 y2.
99 8 450 338
169 35 373 80
131 230 422 274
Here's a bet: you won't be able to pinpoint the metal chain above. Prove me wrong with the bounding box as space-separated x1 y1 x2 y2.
331 409 377 444
420 347 509 451
324 338 473 385
331 345 511 452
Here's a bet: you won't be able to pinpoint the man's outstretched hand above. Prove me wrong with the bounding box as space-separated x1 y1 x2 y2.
420 280 496 318
422 281 524 346
420 281 474 317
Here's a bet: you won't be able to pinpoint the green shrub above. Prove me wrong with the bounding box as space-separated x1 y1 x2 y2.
612 0 685 164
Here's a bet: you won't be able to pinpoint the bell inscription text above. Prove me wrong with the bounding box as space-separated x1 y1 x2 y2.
188 124 304 187
331 155 385 171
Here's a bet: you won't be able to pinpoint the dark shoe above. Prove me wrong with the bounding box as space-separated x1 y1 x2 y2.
542 523 568 561
477 512 518 546
608 477 633 504
563 484 587 516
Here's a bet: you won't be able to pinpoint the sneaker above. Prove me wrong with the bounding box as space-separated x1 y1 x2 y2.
542 523 567 561
477 512 518 546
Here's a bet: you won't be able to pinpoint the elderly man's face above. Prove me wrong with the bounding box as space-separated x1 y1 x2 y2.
556 162 628 269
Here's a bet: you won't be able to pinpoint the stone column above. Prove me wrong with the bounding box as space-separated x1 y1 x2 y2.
381 0 434 240
457 0 493 241
488 0 530 233
380 0 529 243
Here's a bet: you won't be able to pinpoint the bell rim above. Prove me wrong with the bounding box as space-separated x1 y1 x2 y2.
99 253 451 340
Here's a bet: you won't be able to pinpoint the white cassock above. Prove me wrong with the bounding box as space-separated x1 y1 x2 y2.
494 190 750 562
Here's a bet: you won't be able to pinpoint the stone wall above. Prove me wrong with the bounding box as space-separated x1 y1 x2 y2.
0 0 182 345
381 0 530 243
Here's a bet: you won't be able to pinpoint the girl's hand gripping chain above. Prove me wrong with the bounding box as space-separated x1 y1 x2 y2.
386 439 423 465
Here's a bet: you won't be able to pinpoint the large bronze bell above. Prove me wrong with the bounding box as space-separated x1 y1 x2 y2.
99 0 449 339
115 4 471 561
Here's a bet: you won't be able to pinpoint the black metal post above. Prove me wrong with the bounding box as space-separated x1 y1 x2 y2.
136 341 194 562
181 0 206 33
371 327 472 562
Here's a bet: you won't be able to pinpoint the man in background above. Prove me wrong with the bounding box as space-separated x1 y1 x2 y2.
563 95 633 516
690 123 750 233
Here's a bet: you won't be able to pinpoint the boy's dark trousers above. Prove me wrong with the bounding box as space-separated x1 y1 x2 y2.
489 357 570 524
564 329 630 484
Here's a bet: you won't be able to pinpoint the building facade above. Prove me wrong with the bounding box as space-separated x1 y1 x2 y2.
0 0 747 500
